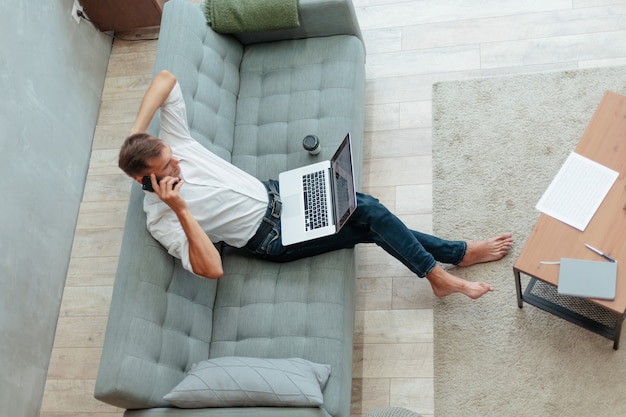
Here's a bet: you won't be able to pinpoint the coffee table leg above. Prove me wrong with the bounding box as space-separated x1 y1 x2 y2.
514 268 523 308
613 314 624 350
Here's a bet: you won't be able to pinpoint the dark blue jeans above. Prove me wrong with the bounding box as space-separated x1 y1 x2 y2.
248 181 467 278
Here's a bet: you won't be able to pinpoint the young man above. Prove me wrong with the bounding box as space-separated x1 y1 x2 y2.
119 70 513 299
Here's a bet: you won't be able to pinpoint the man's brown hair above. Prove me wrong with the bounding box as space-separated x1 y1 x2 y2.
118 133 165 177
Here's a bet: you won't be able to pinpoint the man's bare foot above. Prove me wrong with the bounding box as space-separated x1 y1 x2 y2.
426 265 494 299
458 233 513 267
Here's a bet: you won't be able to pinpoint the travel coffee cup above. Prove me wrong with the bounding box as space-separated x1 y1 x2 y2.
302 134 321 155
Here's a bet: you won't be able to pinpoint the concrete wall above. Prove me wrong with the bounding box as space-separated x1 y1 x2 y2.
0 1 111 416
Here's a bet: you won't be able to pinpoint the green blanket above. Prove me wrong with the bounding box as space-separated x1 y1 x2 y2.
205 0 300 33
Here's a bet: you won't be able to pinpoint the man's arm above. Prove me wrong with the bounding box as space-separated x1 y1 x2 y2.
137 71 224 279
150 175 224 279
130 70 177 135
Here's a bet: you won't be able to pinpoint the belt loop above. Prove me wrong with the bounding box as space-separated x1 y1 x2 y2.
267 180 279 197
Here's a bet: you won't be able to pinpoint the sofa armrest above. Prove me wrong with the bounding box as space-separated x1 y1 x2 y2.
233 0 364 46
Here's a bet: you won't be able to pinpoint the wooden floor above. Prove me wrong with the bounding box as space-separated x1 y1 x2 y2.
40 1 626 416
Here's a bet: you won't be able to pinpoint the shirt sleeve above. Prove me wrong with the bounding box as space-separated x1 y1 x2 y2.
145 201 197 276
163 231 195 276
158 82 194 145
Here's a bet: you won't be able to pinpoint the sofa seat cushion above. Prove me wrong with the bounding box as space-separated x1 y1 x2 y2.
232 35 365 179
209 248 356 417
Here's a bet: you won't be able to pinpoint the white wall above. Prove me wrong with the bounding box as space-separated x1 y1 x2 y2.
0 1 111 416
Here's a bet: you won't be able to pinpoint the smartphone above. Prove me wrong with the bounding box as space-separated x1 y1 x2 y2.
142 176 178 192
142 176 158 192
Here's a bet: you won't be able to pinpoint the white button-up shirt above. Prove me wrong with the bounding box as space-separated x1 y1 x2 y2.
143 83 268 274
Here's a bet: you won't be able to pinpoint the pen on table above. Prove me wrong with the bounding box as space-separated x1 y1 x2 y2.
584 243 617 263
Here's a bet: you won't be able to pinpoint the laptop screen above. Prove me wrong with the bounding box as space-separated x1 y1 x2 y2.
330 134 357 230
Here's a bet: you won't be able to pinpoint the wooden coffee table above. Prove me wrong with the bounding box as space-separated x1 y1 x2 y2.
513 91 626 349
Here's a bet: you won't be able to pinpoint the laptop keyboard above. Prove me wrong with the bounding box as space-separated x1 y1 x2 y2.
302 170 329 231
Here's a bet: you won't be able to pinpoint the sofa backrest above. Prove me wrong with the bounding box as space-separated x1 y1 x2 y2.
95 2 244 408
94 186 219 409
150 0 244 163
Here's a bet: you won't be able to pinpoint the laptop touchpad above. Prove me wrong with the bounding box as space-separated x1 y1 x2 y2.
281 194 300 219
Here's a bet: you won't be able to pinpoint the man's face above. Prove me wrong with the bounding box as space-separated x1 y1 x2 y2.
141 144 181 181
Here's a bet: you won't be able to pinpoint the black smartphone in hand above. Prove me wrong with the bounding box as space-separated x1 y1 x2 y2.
142 176 158 192
142 176 178 192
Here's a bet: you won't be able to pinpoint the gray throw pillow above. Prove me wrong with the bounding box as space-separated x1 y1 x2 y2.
163 357 331 408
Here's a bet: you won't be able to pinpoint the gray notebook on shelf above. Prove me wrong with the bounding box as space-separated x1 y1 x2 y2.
557 258 617 300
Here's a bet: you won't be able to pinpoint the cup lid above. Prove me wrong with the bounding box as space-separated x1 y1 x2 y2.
303 135 319 150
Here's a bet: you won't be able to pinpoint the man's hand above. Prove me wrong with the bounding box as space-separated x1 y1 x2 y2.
149 174 184 211
149 174 224 279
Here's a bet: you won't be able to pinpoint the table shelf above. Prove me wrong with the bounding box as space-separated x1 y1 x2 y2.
516 270 625 349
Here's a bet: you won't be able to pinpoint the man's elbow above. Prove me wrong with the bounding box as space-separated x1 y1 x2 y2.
195 265 224 280
157 69 176 84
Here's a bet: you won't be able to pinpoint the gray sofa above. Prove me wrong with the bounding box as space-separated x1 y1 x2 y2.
94 0 366 416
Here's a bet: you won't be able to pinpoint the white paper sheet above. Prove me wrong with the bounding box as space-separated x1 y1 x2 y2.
535 152 618 231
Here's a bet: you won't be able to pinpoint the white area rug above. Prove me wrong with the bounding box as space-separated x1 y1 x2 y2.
432 66 626 417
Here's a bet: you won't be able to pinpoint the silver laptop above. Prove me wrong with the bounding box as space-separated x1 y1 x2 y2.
279 133 357 245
